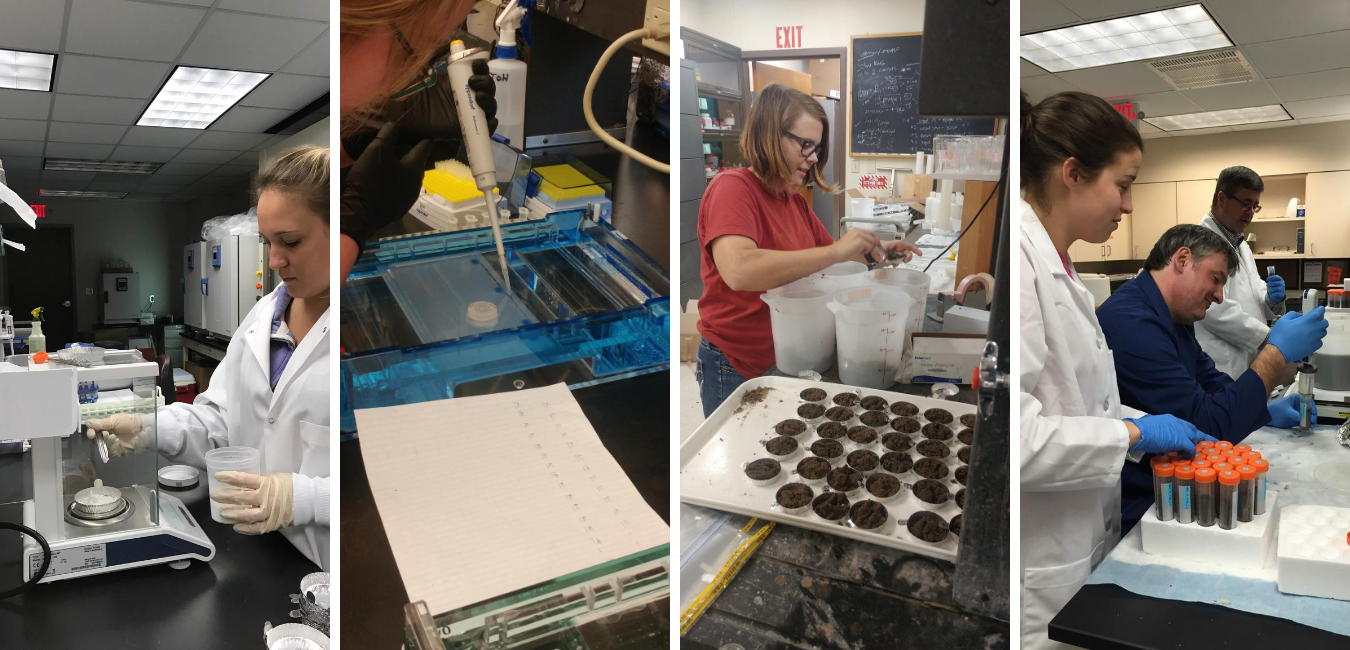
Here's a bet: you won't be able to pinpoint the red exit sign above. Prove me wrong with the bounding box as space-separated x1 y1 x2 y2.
29 204 45 218
776 25 803 49
1113 102 1139 123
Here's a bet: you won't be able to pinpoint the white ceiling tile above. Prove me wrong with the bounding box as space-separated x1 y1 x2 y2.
1022 59 1050 78
0 139 44 157
65 0 206 62
1267 67 1350 102
1056 62 1172 96
1229 119 1298 131
47 122 129 145
189 131 271 150
1206 0 1350 45
1020 74 1082 103
157 162 220 177
111 145 182 163
1284 94 1350 119
0 89 53 120
92 173 150 185
1243 30 1350 78
218 0 329 21
120 126 203 148
50 95 147 125
45 142 115 159
1022 0 1083 32
1055 0 1182 20
281 30 329 76
55 56 172 99
5 167 40 180
1181 80 1280 111
87 179 146 192
1298 114 1350 125
158 0 214 5
171 149 239 165
0 118 47 142
0 1 66 52
1127 91 1203 117
230 151 257 164
4 182 38 199
208 106 292 132
1171 125 1235 136
136 185 182 194
0 156 41 172
126 193 172 202
180 12 328 72
40 171 97 187
148 172 200 185
238 74 328 110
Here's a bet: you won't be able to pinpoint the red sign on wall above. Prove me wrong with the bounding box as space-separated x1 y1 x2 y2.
776 25 803 49
29 204 45 218
858 174 889 191
1112 102 1138 123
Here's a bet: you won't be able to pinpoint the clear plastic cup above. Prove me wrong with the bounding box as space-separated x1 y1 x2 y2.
206 446 261 523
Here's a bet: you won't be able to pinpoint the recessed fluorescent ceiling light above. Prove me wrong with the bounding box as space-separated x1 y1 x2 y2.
0 48 55 91
39 189 128 199
44 158 161 174
137 66 269 129
1021 4 1231 72
1144 105 1292 131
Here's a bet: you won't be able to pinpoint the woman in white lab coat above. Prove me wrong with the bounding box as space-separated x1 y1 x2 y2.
1020 93 1214 648
87 146 332 571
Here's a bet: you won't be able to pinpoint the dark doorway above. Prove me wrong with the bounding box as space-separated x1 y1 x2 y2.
5 225 77 350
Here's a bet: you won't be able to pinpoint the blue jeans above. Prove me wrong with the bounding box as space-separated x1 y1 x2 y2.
695 338 751 418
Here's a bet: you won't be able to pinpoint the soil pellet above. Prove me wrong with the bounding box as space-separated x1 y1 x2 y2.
849 500 888 530
908 512 949 543
847 426 878 445
797 457 831 480
776 483 814 509
890 417 920 433
958 428 974 445
825 406 854 422
774 419 807 437
745 459 780 481
924 408 954 424
826 467 862 492
914 479 950 505
860 395 888 411
881 452 913 474
958 446 972 464
922 423 953 441
860 410 889 427
866 474 901 498
816 422 846 439
950 514 963 536
832 392 860 407
881 432 913 452
956 488 966 509
959 413 975 428
890 401 919 417
798 403 825 419
810 439 844 460
799 388 827 402
812 492 850 520
914 458 949 480
765 436 798 456
955 466 969 486
917 440 950 459
847 450 879 472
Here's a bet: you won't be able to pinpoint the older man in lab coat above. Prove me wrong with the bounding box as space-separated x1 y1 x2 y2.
1195 166 1288 379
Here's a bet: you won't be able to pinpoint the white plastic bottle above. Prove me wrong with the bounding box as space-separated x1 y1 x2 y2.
489 0 528 147
27 320 45 355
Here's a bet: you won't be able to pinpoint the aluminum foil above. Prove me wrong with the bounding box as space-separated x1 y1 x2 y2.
1338 420 1350 448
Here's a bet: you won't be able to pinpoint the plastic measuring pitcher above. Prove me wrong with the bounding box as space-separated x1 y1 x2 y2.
205 446 261 523
826 286 912 389
812 261 869 289
760 278 839 375
864 267 929 334
1315 307 1350 391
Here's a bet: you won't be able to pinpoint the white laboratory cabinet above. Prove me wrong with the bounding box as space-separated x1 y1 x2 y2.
198 235 271 338
183 243 205 329
100 272 142 324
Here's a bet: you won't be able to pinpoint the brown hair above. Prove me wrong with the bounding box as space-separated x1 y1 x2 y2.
1021 91 1142 204
740 83 838 195
254 146 330 223
339 0 474 134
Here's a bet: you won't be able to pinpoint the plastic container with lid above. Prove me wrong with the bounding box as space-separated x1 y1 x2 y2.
1195 467 1217 527
1174 464 1197 525
1250 458 1270 516
1237 464 1258 522
205 446 261 523
1218 469 1241 530
1191 459 1212 469
1213 462 1234 474
1153 462 1176 522
826 286 913 390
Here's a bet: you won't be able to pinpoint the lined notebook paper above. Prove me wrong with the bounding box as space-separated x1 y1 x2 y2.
355 383 670 615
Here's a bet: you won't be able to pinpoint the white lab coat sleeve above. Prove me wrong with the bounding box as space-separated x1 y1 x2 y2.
157 345 235 469
1121 405 1147 463
291 474 330 527
1199 292 1269 351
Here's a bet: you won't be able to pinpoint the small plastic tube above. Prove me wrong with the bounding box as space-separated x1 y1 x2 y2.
1218 470 1240 530
1237 464 1257 522
1250 458 1270 516
1174 464 1196 525
1153 462 1176 522
1191 459 1211 469
1216 441 1234 451
1234 444 1252 453
1194 468 1217 527
1212 462 1233 474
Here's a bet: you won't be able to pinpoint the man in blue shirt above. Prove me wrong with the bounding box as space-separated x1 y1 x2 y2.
1098 224 1328 533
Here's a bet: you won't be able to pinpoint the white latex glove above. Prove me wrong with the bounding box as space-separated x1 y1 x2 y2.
85 413 145 458
211 471 295 535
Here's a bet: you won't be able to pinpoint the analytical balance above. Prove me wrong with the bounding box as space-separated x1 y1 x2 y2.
0 355 213 586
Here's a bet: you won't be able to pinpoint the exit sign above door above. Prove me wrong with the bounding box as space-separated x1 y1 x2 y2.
776 25 803 48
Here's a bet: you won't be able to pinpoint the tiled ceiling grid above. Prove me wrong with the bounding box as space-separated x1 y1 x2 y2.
1022 0 1350 138
0 0 329 202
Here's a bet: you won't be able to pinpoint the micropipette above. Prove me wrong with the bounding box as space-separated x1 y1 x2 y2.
446 40 509 287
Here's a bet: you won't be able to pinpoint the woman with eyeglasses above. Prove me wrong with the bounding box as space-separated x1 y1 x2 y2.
338 0 499 280
695 83 920 417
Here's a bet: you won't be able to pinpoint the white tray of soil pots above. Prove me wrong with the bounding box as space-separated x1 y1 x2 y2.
680 376 974 561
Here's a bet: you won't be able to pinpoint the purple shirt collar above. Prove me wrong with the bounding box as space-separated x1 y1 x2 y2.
269 283 296 390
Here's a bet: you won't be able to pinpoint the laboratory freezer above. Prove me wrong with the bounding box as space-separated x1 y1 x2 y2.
183 243 204 330
194 235 272 338
100 273 142 324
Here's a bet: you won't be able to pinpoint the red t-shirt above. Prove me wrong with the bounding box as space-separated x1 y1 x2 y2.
696 168 834 377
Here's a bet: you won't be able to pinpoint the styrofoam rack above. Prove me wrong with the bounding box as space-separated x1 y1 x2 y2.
1277 504 1350 601
680 376 976 561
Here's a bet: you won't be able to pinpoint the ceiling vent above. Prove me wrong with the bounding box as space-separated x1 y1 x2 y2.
1147 48 1257 90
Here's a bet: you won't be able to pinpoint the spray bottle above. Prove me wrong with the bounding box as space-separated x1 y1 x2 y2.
447 41 510 287
28 306 45 355
490 0 529 147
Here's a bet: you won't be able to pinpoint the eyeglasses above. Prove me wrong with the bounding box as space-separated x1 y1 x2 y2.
783 131 824 159
389 31 451 101
1222 190 1262 214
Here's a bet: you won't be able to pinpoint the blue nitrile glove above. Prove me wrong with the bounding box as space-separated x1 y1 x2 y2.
1126 414 1218 455
1266 274 1286 304
1267 394 1316 429
1268 306 1328 363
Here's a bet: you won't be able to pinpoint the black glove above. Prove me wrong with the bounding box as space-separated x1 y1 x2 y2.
339 122 433 254
343 58 498 162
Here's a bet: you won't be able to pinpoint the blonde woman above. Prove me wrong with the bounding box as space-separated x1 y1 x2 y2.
338 0 498 278
696 83 919 416
87 147 332 570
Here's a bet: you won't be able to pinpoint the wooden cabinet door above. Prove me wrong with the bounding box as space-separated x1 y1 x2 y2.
1176 180 1215 226
1306 171 1350 258
1068 237 1104 263
1129 182 1177 260
1104 212 1133 260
